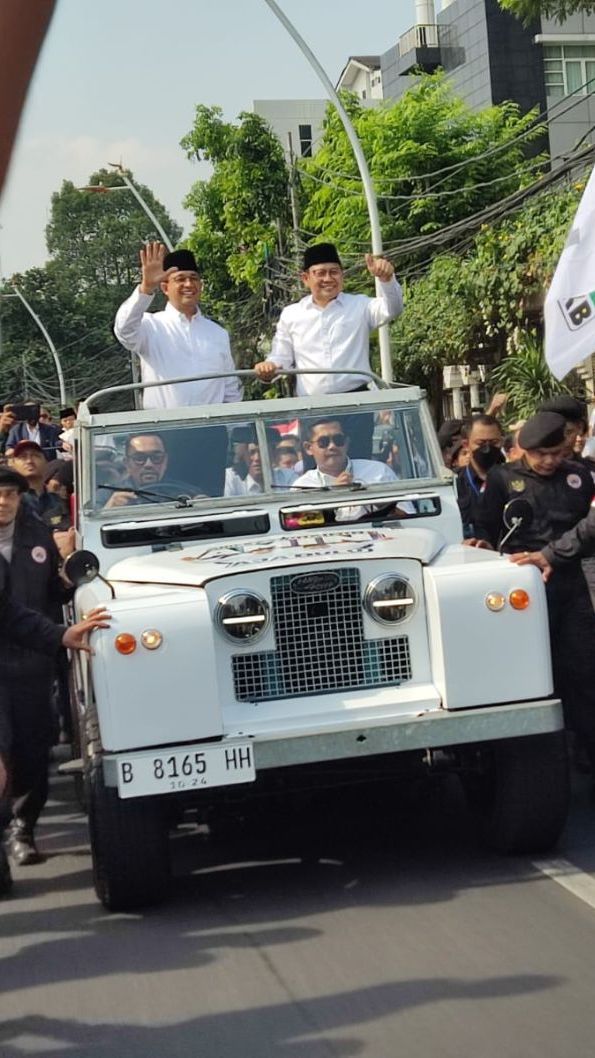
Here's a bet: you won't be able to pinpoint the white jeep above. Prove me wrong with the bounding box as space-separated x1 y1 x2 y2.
66 373 568 910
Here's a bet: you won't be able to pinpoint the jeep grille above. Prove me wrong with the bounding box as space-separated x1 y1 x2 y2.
232 568 412 702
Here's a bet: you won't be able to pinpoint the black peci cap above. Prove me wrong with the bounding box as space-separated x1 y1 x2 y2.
539 395 587 423
518 412 567 451
59 407 76 419
163 249 199 273
303 242 342 271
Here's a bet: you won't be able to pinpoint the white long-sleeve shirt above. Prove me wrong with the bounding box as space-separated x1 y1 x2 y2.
266 277 403 396
114 286 243 409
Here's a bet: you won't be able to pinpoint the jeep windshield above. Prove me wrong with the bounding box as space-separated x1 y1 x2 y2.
88 402 439 513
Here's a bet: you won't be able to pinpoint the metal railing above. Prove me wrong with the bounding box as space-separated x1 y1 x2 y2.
398 23 440 56
82 368 393 412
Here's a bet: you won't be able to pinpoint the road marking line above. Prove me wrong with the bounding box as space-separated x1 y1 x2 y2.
532 857 595 910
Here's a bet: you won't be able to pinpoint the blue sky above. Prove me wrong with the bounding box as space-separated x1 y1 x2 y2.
0 0 412 277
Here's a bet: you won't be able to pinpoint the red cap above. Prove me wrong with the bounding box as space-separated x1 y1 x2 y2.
12 440 43 457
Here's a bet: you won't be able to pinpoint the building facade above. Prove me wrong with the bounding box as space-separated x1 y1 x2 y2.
252 100 327 160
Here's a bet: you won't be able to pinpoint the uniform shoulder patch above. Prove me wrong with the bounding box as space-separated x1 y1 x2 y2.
509 478 525 493
566 472 582 489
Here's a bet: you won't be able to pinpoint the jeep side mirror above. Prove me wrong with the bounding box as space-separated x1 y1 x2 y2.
63 549 100 587
500 499 534 553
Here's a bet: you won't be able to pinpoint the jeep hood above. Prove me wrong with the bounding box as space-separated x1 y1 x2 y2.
105 526 445 588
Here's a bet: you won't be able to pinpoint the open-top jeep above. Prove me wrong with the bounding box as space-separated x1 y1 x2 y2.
66 372 568 910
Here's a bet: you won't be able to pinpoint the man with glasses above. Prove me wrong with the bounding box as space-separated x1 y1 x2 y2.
114 242 242 409
254 242 402 396
294 418 398 489
103 433 170 508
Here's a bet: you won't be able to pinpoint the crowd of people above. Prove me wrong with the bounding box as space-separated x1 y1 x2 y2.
441 394 595 788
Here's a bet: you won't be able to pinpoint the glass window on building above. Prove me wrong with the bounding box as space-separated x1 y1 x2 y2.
298 124 312 158
544 44 595 101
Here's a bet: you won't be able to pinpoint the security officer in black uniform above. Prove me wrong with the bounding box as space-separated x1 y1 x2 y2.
0 467 74 870
476 411 595 769
0 555 110 895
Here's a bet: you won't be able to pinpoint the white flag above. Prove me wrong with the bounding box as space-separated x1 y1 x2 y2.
545 164 595 380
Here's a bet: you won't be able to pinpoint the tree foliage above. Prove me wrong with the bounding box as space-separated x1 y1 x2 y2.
181 107 292 365
300 74 546 274
498 0 595 24
0 169 182 404
489 335 574 418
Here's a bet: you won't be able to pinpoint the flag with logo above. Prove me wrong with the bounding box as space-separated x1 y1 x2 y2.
545 164 595 380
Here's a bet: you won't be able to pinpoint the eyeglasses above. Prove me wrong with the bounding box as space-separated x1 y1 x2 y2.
170 274 201 287
129 451 166 465
313 433 346 449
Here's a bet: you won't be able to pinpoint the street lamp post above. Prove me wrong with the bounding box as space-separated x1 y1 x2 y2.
7 285 66 404
262 0 393 384
78 165 174 251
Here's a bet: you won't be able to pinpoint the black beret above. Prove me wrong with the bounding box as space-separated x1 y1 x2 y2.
437 419 464 448
518 412 566 451
59 407 76 419
303 242 342 271
539 395 587 423
0 468 28 492
163 249 199 273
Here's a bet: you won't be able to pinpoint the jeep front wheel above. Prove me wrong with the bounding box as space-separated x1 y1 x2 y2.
463 731 570 854
87 761 170 911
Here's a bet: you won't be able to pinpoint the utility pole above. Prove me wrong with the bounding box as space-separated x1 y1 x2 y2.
287 132 303 293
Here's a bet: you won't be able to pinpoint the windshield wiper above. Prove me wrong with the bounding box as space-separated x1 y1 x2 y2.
99 484 194 506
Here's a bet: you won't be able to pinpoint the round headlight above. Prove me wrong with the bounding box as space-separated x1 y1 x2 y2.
216 590 270 642
364 575 415 625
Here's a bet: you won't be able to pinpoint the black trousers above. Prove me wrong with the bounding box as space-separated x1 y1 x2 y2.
547 570 595 756
0 668 53 832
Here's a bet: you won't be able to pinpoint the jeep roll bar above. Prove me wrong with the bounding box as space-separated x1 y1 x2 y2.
81 368 398 413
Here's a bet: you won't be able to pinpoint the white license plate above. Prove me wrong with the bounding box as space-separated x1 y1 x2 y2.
115 742 255 798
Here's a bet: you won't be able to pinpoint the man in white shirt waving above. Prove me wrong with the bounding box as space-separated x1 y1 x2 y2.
114 242 242 410
254 242 402 396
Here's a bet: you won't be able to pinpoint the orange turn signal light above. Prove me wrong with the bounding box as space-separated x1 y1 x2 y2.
509 589 530 611
115 633 137 655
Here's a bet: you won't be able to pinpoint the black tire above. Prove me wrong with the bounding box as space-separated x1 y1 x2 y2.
463 731 570 854
86 760 170 911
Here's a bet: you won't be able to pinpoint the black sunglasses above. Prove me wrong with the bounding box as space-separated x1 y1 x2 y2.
129 451 166 465
313 433 346 449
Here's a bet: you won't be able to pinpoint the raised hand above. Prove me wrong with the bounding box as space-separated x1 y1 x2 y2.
139 242 178 295
365 253 395 282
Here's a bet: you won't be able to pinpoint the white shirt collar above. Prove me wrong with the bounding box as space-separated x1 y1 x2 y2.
164 300 201 323
304 291 346 311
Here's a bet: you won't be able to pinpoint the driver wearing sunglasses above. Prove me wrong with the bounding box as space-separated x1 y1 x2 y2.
294 418 398 490
103 433 170 508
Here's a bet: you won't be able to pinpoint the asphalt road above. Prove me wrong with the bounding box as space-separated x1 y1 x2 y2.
2 761 595 1057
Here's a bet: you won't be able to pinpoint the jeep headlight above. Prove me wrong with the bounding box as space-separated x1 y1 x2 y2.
364 575 415 624
216 590 270 642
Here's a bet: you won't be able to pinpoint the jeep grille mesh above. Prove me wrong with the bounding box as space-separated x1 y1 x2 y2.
232 568 412 702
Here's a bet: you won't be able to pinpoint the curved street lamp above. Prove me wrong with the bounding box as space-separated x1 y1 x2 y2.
262 0 393 383
79 164 174 251
9 285 66 404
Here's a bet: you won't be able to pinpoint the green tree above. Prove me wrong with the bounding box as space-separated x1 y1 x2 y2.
300 74 545 274
0 168 182 404
181 107 292 368
498 0 595 23
488 335 574 419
